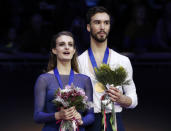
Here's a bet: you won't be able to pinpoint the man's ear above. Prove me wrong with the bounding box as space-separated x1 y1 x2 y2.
87 24 90 32
52 48 57 55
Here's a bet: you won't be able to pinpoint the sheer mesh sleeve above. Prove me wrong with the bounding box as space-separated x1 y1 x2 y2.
34 75 55 123
82 76 94 126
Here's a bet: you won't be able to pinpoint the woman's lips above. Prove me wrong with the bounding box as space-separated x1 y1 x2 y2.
63 52 70 55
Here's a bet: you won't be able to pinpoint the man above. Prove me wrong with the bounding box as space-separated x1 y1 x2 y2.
78 6 138 131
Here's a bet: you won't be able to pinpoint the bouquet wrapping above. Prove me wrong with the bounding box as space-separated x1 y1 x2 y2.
95 64 130 131
53 84 93 131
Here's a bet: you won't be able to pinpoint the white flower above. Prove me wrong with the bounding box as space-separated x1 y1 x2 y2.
106 83 121 89
54 97 69 107
110 64 122 71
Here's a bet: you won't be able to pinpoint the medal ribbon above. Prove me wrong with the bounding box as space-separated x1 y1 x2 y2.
88 47 109 70
54 67 74 89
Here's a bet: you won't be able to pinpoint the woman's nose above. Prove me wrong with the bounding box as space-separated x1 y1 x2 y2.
65 44 69 49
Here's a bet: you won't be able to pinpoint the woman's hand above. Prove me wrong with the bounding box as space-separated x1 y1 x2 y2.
55 106 83 125
74 112 83 125
55 106 77 120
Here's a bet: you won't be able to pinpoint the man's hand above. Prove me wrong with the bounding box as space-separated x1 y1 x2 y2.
106 85 132 107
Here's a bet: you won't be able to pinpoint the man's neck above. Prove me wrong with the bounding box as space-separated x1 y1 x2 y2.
90 39 107 54
57 60 71 75
90 39 108 67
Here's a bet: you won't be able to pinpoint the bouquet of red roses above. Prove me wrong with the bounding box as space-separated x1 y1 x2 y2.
53 84 92 131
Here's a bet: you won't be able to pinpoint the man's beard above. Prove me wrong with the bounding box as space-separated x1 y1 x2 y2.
90 30 108 43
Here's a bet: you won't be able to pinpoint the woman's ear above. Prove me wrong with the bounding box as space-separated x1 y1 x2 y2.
52 48 57 55
73 48 76 54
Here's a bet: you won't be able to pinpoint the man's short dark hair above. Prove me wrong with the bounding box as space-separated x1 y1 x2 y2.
86 6 111 24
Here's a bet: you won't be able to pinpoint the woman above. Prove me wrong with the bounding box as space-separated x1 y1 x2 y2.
34 31 94 131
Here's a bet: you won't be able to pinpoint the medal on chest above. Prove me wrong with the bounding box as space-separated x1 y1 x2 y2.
88 47 109 93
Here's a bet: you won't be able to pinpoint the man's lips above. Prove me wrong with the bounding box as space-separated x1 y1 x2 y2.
98 31 106 35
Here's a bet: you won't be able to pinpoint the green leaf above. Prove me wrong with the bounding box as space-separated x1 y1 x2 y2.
95 64 130 87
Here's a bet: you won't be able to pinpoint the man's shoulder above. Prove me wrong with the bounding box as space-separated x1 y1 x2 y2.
78 50 88 60
110 49 129 61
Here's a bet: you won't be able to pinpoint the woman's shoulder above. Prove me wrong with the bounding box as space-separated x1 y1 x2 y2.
37 71 54 81
75 73 91 81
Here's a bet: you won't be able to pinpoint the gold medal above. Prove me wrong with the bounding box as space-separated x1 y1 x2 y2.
94 82 105 93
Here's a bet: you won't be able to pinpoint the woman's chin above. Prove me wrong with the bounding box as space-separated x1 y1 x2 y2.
60 58 71 62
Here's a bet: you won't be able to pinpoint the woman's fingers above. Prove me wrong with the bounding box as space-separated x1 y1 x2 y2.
59 106 83 125
60 106 77 120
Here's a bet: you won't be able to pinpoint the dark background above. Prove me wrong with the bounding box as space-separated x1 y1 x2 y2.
0 0 171 131
1 53 170 131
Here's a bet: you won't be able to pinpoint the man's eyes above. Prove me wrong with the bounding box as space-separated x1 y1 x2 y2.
93 21 110 25
94 21 100 24
105 21 110 24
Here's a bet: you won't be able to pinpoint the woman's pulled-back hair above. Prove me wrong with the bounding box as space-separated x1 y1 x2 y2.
47 31 79 73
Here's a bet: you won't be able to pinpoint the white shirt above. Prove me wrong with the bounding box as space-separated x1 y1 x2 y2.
78 49 138 113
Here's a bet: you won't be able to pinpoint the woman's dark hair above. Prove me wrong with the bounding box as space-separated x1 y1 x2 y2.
86 6 111 24
47 31 79 73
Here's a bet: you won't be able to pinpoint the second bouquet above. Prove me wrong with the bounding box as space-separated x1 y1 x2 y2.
94 64 130 131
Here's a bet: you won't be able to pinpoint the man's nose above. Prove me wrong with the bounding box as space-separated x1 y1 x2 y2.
100 23 105 29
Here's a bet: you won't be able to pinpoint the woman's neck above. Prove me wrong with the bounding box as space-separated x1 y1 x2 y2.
57 60 71 75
